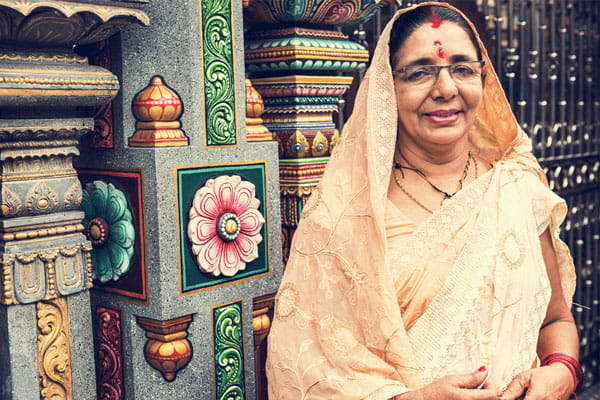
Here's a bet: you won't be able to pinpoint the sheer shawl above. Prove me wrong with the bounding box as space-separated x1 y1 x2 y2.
266 3 576 399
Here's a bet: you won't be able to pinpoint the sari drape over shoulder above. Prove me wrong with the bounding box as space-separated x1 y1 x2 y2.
266 3 576 399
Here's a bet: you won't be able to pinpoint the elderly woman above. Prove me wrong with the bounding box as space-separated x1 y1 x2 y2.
266 3 580 400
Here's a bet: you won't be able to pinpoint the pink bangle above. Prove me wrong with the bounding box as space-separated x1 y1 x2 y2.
541 353 583 393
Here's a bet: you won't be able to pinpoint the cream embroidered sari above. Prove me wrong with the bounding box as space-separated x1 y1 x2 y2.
266 3 576 399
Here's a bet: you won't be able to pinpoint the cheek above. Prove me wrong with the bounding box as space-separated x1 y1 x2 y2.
463 86 483 111
395 89 423 113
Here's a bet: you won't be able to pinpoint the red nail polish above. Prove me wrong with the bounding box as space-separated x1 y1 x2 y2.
478 365 486 372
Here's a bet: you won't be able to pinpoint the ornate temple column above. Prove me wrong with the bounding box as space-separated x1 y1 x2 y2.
244 0 394 261
0 1 148 398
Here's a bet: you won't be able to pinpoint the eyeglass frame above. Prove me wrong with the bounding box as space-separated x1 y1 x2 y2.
392 60 486 85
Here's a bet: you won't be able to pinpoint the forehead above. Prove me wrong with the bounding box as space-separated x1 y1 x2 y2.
394 21 478 64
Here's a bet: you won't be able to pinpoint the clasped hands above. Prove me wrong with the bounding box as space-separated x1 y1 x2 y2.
395 363 574 400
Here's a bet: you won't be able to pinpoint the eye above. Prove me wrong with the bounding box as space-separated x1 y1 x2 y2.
451 64 478 78
404 67 434 82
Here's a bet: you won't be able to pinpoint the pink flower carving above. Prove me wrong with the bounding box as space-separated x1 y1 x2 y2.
187 175 265 277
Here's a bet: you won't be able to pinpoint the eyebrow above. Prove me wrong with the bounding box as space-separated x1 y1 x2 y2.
400 54 476 68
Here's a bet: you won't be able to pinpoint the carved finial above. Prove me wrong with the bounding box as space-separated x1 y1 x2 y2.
129 76 188 147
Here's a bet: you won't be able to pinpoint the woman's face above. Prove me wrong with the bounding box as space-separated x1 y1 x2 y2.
392 21 483 151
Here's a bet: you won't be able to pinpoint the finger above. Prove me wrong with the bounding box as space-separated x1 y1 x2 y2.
500 372 530 400
451 366 489 389
482 379 498 394
454 387 498 400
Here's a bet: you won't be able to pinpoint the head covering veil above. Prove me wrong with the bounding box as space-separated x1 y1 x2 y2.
266 3 576 399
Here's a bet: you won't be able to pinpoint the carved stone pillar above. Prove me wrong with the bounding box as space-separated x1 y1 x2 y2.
0 1 148 398
244 0 394 261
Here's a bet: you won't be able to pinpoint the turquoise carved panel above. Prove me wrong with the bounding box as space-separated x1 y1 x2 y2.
213 301 245 400
200 0 237 146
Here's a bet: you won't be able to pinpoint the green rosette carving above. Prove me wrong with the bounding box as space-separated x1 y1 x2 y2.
214 302 245 400
203 0 236 146
81 180 135 283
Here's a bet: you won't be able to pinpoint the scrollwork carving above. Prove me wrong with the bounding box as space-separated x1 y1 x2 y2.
36 297 73 400
96 307 124 400
214 301 245 400
202 0 236 146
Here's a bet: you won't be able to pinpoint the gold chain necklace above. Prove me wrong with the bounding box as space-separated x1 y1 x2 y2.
395 150 474 199
392 151 479 214
392 172 434 214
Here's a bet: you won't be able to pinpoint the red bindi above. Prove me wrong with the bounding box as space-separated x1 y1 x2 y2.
430 8 442 28
434 40 445 59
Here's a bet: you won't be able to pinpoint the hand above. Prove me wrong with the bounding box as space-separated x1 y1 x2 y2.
499 364 574 400
396 367 498 400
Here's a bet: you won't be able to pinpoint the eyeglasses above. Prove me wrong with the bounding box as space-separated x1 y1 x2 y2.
393 60 485 86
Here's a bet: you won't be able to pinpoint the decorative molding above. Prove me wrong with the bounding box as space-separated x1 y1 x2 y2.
245 28 368 73
37 297 73 400
0 0 149 46
279 157 328 261
0 0 150 24
136 314 193 382
0 126 90 142
1 241 92 305
0 76 119 86
129 76 188 147
245 0 396 25
0 222 85 242
201 0 237 146
96 306 124 400
213 301 245 400
0 51 88 63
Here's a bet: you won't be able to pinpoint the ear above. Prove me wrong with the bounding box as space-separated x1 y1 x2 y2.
481 73 487 88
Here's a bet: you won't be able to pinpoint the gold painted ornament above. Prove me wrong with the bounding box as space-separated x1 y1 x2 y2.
129 76 188 147
245 79 272 142
137 314 193 382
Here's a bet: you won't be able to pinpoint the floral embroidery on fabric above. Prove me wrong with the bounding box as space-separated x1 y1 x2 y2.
464 319 492 364
323 322 362 355
499 230 525 269
187 175 264 277
275 283 300 321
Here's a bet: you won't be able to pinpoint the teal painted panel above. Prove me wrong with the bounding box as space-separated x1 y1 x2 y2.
177 162 268 293
201 0 237 146
213 301 245 400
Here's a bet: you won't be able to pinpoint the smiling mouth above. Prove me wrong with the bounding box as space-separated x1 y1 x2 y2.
424 110 461 117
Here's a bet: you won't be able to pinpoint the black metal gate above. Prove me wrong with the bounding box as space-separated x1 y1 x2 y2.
342 0 600 393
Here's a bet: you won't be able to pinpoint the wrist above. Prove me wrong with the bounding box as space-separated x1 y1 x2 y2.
541 352 583 393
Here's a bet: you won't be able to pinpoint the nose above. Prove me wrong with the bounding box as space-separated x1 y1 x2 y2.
431 68 458 100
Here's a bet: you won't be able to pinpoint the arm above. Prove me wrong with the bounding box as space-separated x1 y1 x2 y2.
500 228 580 400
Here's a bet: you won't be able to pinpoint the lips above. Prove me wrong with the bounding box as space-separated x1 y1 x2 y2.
424 109 461 124
424 109 461 117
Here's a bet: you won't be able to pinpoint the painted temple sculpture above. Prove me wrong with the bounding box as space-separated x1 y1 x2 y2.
0 0 392 398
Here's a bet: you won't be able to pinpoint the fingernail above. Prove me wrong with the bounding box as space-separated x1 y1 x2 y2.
478 365 486 372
